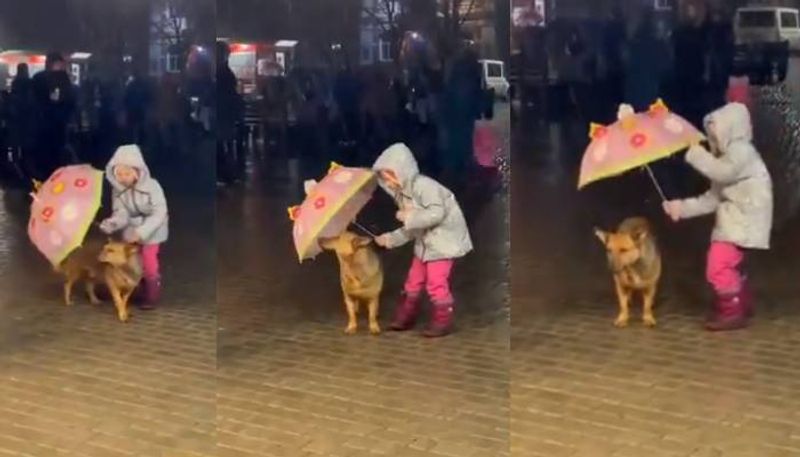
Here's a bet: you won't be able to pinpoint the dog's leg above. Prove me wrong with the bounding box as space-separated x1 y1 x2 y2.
63 279 75 306
110 287 130 322
344 294 358 335
367 297 381 335
613 278 630 328
86 282 101 305
643 285 657 328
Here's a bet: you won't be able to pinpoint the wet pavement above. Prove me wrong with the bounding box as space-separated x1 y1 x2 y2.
217 104 510 456
511 72 800 455
0 134 217 457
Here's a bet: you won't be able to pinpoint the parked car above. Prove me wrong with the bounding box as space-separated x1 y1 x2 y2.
733 7 798 84
480 59 510 99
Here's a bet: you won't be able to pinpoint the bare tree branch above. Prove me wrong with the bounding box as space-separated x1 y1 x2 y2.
459 0 479 26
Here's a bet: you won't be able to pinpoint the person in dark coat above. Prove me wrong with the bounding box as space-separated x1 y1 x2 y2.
31 52 76 180
9 63 35 178
706 8 735 111
216 40 243 185
602 7 627 118
625 10 681 198
672 4 709 128
623 10 669 111
442 46 483 187
123 69 151 145
333 66 362 146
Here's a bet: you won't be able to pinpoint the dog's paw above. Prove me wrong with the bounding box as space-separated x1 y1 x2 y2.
614 315 629 328
643 315 657 328
64 300 74 307
118 312 130 323
344 324 357 335
369 323 381 335
89 299 101 306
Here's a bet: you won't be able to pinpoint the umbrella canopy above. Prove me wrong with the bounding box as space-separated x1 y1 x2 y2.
28 165 104 266
578 99 704 189
288 163 377 262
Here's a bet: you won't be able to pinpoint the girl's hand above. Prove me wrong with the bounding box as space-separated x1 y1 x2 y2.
374 234 390 248
663 200 682 222
99 219 116 234
396 210 409 223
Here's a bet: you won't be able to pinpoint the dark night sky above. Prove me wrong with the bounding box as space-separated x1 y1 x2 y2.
0 0 78 49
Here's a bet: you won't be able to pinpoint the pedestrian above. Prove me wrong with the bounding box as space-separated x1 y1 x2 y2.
601 7 627 119
216 40 243 185
672 4 709 128
442 46 483 188
373 143 473 337
623 10 669 112
99 144 170 309
623 10 680 197
706 8 735 111
561 26 596 121
31 52 76 180
123 69 151 145
9 63 35 179
662 103 772 331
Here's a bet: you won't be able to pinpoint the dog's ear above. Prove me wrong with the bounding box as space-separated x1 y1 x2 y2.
594 228 608 244
351 236 372 249
632 229 648 244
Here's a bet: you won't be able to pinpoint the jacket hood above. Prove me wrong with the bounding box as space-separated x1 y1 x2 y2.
704 102 752 152
105 144 152 190
373 143 420 194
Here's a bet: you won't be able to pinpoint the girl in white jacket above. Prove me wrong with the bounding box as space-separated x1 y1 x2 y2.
664 103 773 331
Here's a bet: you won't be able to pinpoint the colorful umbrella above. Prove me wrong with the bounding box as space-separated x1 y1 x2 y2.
28 164 104 266
578 99 704 198
288 162 377 262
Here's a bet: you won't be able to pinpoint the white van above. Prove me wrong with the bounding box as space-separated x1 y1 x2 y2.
735 7 800 51
733 7 797 83
480 59 510 100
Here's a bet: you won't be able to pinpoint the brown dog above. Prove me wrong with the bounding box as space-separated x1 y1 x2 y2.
58 239 143 322
319 231 384 335
595 217 662 328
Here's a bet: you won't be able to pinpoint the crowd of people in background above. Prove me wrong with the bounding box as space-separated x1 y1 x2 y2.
215 39 494 191
0 51 214 187
550 4 736 129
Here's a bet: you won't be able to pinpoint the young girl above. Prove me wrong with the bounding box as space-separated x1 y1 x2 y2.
99 144 169 308
373 143 473 337
663 103 772 331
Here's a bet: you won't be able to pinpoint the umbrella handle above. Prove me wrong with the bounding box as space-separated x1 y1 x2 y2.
644 165 668 202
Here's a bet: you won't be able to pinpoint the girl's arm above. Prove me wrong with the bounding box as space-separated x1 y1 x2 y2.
686 143 749 184
382 228 413 249
404 183 447 232
135 183 168 241
100 194 130 233
678 189 720 219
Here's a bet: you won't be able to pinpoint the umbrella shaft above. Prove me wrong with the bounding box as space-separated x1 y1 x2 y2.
352 221 377 238
644 165 667 202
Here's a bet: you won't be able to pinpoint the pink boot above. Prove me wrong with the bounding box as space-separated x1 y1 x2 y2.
422 302 454 338
705 292 749 331
388 294 419 331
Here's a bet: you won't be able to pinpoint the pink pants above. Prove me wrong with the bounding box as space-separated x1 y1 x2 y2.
404 257 455 304
706 242 744 295
140 244 161 280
